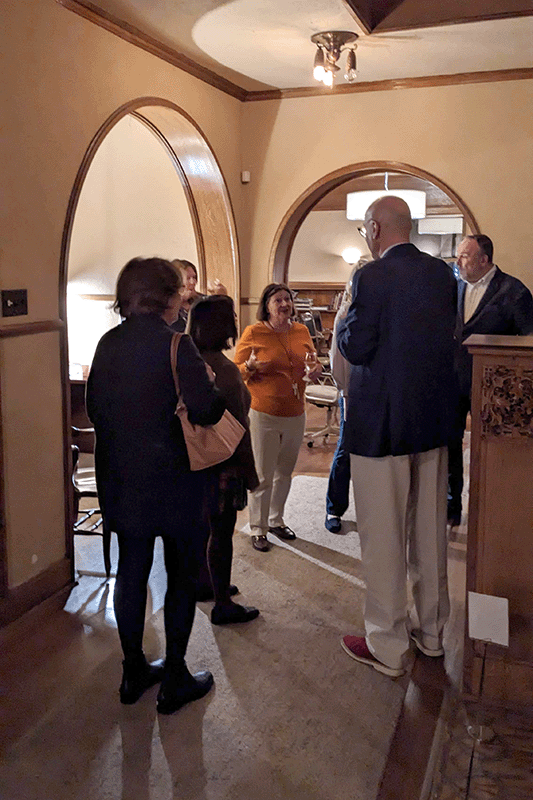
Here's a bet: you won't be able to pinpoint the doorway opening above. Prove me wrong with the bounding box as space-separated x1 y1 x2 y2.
59 98 240 574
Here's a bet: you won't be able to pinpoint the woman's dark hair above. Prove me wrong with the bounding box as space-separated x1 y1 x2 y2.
172 258 198 280
188 294 237 351
256 283 295 321
114 257 182 317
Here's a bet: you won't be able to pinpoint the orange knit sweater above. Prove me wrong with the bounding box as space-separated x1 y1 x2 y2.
234 321 315 417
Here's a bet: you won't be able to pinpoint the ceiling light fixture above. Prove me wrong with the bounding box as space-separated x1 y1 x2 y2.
346 173 427 220
311 31 358 87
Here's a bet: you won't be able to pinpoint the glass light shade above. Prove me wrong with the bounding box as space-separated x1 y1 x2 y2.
344 50 357 82
313 48 326 82
346 189 427 220
342 247 362 264
322 69 334 87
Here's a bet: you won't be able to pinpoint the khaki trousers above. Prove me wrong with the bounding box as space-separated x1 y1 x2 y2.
248 409 305 534
350 447 449 670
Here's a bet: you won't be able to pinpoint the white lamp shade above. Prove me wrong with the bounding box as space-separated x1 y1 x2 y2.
347 190 426 220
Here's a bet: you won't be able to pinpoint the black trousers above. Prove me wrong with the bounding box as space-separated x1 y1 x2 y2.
447 394 471 521
114 529 207 666
197 495 238 605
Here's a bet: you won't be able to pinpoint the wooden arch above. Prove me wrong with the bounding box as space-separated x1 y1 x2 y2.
270 161 479 283
59 97 240 319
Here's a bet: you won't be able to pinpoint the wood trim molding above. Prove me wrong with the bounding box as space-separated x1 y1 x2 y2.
240 297 261 306
57 0 248 102
269 161 480 285
0 320 64 338
245 67 533 102
289 281 346 291
0 558 73 628
56 2 533 104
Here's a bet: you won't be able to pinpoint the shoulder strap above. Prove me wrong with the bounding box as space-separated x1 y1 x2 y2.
170 332 183 398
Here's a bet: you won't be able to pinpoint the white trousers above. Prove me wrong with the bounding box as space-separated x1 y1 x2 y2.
350 447 449 670
248 410 306 534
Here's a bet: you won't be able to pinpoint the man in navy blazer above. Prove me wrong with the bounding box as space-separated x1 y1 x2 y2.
336 196 457 677
448 234 533 526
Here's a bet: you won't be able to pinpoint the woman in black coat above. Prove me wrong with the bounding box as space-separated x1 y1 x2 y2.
188 295 260 625
86 257 225 714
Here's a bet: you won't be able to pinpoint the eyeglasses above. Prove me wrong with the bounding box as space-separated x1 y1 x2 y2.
357 225 367 238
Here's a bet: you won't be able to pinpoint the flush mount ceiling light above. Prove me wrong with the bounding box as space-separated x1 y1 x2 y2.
346 173 427 220
311 31 358 87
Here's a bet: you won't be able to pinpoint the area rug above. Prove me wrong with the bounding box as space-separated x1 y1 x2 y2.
1 477 407 800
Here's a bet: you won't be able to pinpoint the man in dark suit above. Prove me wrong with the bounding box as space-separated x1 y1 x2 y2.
448 235 533 526
336 196 457 677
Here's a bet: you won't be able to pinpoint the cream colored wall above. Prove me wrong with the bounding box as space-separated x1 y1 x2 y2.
67 113 198 366
290 210 368 284
68 114 198 295
1 0 242 588
241 81 533 302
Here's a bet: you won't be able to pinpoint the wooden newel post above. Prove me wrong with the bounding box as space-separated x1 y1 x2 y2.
463 334 533 708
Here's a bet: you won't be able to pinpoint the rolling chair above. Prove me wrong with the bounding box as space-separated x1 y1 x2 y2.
304 383 340 447
71 426 112 578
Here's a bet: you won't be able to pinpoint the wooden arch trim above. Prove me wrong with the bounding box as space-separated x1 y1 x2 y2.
270 161 479 284
58 97 240 573
59 97 240 315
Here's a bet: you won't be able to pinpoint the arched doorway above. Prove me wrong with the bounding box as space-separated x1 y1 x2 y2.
270 161 479 284
59 97 240 570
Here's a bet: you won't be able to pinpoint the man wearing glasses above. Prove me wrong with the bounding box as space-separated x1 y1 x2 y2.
336 195 457 677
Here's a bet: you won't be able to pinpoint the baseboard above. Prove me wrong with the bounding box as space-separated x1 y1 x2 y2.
0 557 74 629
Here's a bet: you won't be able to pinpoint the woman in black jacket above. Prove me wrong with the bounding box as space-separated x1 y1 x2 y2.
86 257 225 714
188 295 260 625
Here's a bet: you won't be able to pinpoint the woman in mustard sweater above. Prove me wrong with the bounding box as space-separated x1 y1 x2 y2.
234 283 321 551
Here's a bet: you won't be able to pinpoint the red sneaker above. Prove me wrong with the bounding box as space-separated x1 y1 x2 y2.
341 635 405 677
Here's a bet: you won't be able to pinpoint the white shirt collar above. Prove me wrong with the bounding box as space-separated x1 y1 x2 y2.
465 264 497 287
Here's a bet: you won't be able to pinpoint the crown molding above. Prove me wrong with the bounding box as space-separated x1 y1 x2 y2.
244 67 533 101
57 0 248 101
56 3 533 104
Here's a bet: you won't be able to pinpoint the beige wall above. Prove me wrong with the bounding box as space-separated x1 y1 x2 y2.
241 80 533 303
67 113 198 366
1 0 242 589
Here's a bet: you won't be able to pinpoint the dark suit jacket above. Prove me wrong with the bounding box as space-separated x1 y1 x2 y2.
455 266 533 396
337 243 457 458
86 313 225 537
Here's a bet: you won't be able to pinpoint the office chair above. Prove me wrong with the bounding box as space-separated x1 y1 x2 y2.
304 383 340 447
71 427 112 578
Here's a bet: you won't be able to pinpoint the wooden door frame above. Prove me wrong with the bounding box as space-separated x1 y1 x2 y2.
58 97 240 576
269 160 479 283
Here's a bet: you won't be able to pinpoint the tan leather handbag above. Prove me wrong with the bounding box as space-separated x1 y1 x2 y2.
170 333 245 471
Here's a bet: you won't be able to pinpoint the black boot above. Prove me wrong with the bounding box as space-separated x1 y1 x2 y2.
119 656 165 705
156 664 214 715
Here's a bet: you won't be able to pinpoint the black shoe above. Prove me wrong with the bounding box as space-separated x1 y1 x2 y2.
119 657 165 705
268 525 296 540
156 669 214 715
252 534 271 552
196 584 239 602
211 602 260 625
325 515 342 533
447 514 461 528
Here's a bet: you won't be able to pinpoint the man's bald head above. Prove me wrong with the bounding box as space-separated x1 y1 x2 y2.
364 195 413 258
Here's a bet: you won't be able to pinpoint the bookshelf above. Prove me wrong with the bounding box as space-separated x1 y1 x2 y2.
290 281 346 328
